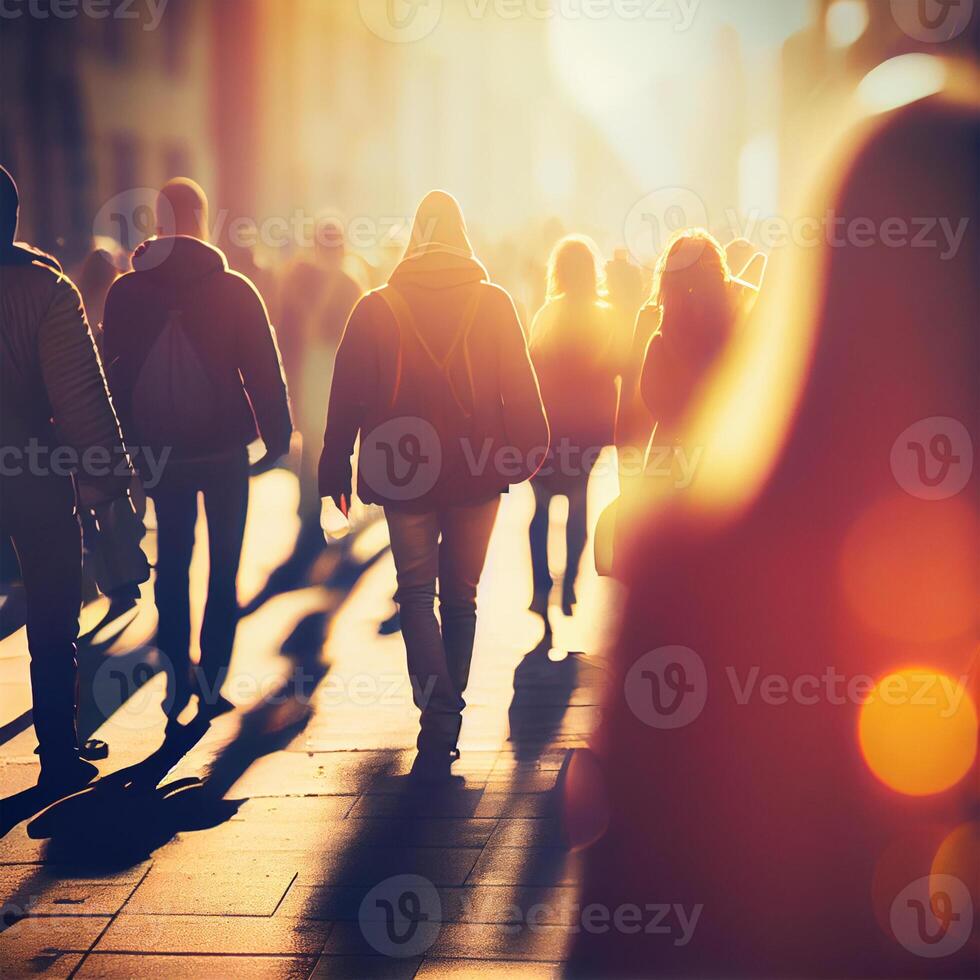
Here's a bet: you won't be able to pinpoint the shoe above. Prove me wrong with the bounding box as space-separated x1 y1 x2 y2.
410 750 452 782
38 755 98 793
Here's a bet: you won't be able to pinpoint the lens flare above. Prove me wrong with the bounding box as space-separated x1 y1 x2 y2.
858 668 977 796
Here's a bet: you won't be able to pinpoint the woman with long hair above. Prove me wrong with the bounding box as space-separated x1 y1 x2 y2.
528 235 627 619
319 190 548 780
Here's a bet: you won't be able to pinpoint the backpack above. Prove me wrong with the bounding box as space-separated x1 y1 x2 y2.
130 304 217 448
378 283 482 418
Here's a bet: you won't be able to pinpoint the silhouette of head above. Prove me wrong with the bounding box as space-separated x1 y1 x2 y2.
315 215 346 269
1 165 19 245
547 234 604 303
653 229 730 312
157 177 209 240
404 190 473 259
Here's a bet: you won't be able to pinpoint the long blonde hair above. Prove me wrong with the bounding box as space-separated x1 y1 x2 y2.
546 234 605 303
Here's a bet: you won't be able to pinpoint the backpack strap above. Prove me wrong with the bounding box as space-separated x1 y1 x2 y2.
378 284 483 418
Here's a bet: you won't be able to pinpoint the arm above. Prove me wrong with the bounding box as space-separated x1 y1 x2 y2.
318 294 377 503
233 274 293 464
497 290 550 481
39 275 133 506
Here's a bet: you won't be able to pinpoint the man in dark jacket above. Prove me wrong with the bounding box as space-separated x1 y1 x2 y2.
103 178 292 722
0 166 145 789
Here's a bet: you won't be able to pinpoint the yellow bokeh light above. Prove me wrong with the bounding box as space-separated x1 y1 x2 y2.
858 669 978 796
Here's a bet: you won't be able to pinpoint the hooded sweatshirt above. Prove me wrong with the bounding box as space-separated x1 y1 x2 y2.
102 236 291 462
319 194 548 511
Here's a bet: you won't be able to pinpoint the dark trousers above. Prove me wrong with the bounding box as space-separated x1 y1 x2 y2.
385 496 500 754
150 449 249 702
2 510 83 761
529 475 589 594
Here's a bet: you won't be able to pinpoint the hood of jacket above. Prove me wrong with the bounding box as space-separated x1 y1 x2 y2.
131 235 227 285
388 248 488 292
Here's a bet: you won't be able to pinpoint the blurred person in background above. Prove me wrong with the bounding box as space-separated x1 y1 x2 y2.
76 244 124 345
566 82 979 979
102 177 292 725
528 235 627 619
0 165 147 789
319 190 548 780
600 230 758 579
639 230 745 441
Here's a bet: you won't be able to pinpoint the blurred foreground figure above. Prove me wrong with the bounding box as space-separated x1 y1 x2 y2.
528 235 626 618
567 84 979 977
0 166 146 789
320 190 548 780
103 177 292 723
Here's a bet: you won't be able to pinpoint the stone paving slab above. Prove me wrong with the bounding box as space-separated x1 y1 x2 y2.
93 914 331 955
416 958 562 978
0 915 109 974
119 866 298 916
308 953 423 978
75 953 319 979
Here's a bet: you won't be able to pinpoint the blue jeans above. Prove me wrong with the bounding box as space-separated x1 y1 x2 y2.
385 496 500 754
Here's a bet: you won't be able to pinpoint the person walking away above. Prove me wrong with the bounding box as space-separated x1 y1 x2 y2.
0 166 147 789
528 235 627 618
319 190 548 780
102 177 292 723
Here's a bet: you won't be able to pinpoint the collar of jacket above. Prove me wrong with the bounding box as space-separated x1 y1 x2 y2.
131 235 227 284
388 247 488 291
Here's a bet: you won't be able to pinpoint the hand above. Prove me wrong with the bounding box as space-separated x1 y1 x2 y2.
250 444 289 477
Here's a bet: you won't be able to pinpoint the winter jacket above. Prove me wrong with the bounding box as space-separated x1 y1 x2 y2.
102 236 291 462
529 298 628 490
1 245 132 524
319 250 549 511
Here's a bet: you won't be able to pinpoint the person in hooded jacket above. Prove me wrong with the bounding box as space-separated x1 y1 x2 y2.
319 190 549 779
0 166 145 789
102 177 292 723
